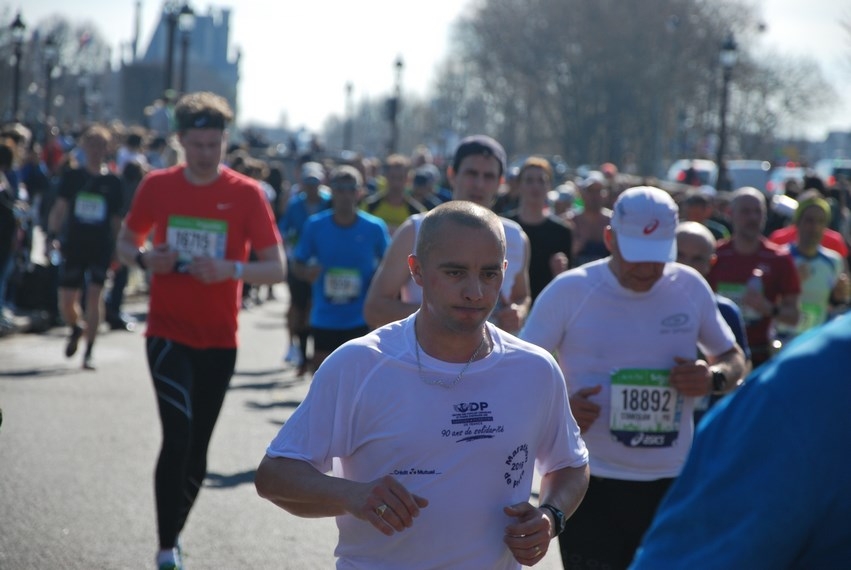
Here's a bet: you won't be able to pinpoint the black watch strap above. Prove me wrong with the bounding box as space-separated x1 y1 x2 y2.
540 503 566 536
135 250 147 270
711 368 727 393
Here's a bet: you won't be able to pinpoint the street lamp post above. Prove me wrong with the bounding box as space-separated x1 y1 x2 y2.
164 1 179 93
716 32 738 192
178 3 195 93
343 81 353 150
44 34 59 122
10 12 26 120
387 55 404 156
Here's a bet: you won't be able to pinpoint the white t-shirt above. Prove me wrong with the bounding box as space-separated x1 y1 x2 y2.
521 259 735 481
401 214 527 305
266 314 588 570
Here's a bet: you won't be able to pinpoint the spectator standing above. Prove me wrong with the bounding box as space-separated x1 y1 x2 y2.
256 201 590 569
105 159 150 331
115 91 285 570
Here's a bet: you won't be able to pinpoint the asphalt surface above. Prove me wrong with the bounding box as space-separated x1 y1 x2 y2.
0 285 565 569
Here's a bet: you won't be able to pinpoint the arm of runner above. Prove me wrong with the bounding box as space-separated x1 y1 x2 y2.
188 243 286 285
116 224 177 274
363 219 420 329
45 196 68 253
293 259 322 283
670 344 746 397
493 232 532 332
255 455 428 536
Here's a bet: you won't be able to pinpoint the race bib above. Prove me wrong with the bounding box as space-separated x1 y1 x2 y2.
167 216 228 269
797 302 825 333
716 281 761 323
74 192 107 223
323 267 361 303
610 368 682 448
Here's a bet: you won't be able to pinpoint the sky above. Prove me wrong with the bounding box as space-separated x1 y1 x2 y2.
14 0 851 140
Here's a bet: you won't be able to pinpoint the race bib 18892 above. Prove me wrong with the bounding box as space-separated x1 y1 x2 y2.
610 368 682 448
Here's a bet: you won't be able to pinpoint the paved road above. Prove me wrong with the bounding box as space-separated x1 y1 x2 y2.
0 286 564 569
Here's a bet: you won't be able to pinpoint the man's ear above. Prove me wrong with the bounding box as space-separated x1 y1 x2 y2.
710 253 718 268
408 254 423 285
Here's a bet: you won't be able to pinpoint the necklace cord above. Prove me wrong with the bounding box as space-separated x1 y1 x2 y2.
414 322 488 388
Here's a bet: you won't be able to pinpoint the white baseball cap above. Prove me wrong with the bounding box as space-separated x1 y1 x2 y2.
610 186 678 263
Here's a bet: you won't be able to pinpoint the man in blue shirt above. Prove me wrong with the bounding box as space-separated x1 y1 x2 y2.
293 165 390 371
631 313 851 569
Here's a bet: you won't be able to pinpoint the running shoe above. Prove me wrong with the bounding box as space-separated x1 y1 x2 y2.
284 344 303 367
65 326 83 358
82 355 96 370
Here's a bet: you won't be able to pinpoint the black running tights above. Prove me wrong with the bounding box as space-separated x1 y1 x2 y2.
146 337 237 550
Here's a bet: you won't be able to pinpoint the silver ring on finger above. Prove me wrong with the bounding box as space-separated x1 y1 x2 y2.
375 504 388 517
533 545 542 557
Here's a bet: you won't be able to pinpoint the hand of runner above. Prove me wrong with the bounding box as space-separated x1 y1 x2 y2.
146 243 179 274
503 503 551 566
569 385 602 432
669 356 711 397
187 255 233 284
345 474 428 536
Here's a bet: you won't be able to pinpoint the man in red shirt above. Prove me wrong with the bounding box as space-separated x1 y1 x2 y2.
708 187 800 367
116 91 285 570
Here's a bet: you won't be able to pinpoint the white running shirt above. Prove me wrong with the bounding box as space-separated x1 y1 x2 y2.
266 314 588 569
522 259 735 481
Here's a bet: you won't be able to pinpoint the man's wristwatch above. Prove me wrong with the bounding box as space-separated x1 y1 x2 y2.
710 368 727 393
232 261 244 280
135 250 147 270
540 503 566 537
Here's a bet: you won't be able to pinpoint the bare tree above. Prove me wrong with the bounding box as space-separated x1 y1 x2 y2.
426 0 837 175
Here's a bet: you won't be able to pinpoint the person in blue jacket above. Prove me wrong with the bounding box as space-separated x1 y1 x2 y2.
631 312 851 569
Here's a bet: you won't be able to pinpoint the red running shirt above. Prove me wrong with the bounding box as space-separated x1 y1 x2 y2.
124 166 281 348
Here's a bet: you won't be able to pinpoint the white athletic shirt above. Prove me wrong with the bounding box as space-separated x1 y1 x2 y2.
266 314 588 569
401 214 527 305
521 259 735 481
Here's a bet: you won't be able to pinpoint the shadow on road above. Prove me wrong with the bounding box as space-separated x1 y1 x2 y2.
205 469 256 489
245 399 303 411
0 366 79 379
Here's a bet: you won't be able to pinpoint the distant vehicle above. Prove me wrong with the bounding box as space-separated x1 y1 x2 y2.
814 158 851 187
766 164 806 195
666 159 718 188
725 160 771 192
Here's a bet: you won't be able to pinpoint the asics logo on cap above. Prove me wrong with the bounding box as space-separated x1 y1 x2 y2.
643 220 660 234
